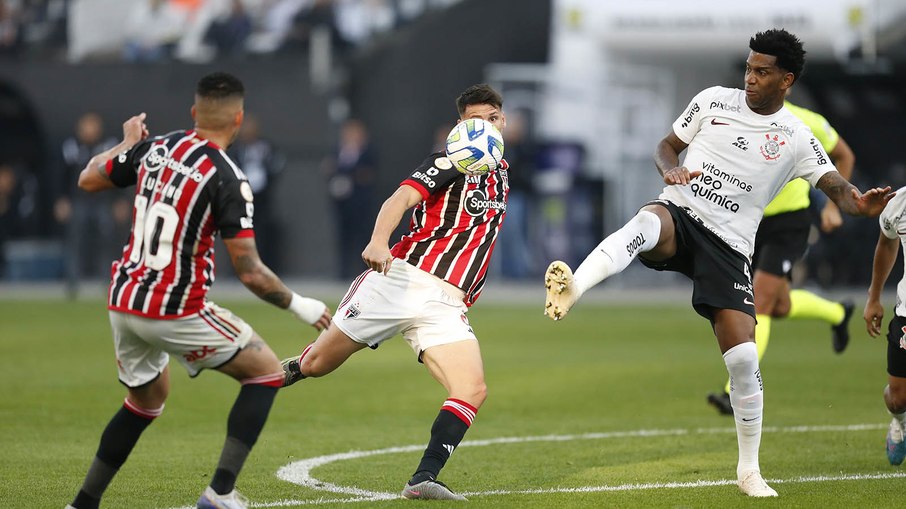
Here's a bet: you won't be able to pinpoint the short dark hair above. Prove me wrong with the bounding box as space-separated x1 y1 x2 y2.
196 72 245 100
749 29 806 81
456 84 503 116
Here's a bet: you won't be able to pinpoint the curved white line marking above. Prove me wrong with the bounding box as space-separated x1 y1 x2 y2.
170 423 896 508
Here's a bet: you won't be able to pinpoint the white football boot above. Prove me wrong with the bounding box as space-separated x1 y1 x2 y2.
544 260 577 321
737 470 778 497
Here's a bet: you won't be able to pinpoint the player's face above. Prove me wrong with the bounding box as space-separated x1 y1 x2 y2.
744 51 791 113
461 103 506 132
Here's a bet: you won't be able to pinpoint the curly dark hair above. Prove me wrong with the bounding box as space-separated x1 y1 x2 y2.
456 84 503 116
749 29 806 81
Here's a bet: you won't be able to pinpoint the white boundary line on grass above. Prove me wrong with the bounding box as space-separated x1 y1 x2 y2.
171 423 902 508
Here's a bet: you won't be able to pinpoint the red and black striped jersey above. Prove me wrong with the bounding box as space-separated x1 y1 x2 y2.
391 151 509 306
105 130 255 318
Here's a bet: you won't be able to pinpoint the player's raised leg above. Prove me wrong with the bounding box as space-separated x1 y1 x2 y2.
401 340 486 501
545 206 670 320
280 323 369 386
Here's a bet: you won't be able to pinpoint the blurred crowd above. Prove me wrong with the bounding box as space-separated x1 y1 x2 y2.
0 0 462 62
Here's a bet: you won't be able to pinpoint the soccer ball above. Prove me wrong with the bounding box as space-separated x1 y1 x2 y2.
445 118 505 176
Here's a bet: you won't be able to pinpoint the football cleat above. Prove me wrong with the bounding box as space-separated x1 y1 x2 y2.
886 417 906 466
401 479 467 501
280 355 305 387
544 261 577 321
831 300 855 354
737 470 778 497
196 486 249 509
707 391 734 416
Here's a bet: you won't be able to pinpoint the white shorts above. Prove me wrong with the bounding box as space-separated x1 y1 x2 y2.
109 302 254 387
335 259 476 359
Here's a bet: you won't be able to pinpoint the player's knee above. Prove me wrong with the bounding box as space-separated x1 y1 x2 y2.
461 380 488 408
299 353 332 378
888 382 906 413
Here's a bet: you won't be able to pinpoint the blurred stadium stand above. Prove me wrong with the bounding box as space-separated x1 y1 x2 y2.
0 0 904 294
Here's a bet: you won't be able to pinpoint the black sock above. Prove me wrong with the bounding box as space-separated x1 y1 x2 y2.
72 405 155 508
210 384 278 495
411 401 475 482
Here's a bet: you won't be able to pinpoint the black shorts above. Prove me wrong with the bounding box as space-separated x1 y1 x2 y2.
752 208 811 279
639 200 755 321
886 315 906 378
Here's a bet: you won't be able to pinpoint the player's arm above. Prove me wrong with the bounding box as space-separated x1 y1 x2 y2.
654 131 700 185
223 236 331 330
78 113 148 192
865 231 899 337
819 137 856 232
816 171 894 217
362 184 423 275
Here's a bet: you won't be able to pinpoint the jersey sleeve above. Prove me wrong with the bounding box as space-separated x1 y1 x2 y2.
879 189 906 240
792 129 837 187
104 140 152 188
211 159 255 240
400 152 463 199
672 87 716 144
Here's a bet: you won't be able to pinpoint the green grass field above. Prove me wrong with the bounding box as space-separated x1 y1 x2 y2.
1 296 902 508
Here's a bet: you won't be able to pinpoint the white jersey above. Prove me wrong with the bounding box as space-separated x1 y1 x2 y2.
878 188 906 317
661 86 837 258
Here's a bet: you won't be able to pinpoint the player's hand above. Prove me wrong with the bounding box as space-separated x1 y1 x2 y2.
289 294 332 330
819 201 843 233
663 166 701 186
122 113 149 146
852 186 895 217
864 300 885 337
362 241 393 275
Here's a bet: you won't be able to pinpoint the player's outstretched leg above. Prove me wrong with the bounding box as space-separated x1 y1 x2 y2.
544 260 576 320
544 210 662 321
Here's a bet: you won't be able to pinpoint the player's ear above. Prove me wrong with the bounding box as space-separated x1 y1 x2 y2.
190 105 197 121
235 109 244 129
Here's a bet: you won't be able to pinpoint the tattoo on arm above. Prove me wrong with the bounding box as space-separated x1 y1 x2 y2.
817 172 857 214
262 291 291 308
234 254 256 274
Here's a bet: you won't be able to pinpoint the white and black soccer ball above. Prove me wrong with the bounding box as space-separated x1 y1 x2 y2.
445 118 505 176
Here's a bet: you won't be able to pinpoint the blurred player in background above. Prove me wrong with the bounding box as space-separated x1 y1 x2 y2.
863 187 906 467
67 72 331 509
707 99 857 415
280 84 508 500
543 29 894 497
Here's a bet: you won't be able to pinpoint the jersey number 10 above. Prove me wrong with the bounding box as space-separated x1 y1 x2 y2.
129 195 180 270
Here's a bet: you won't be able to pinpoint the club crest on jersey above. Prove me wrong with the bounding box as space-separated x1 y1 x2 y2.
464 189 506 217
759 134 785 161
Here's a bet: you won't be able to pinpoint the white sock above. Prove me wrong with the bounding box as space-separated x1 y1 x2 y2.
723 342 763 478
573 210 660 295
892 410 906 428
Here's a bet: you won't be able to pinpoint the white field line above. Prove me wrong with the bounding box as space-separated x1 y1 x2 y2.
170 423 896 508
